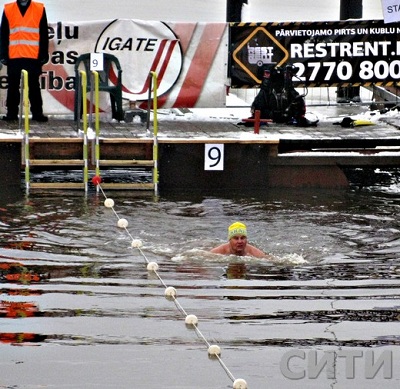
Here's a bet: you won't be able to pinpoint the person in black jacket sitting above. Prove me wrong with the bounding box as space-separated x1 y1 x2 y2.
249 64 307 126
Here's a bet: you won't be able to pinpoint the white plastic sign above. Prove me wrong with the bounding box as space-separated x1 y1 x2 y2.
381 1 400 24
90 53 104 71
205 144 224 171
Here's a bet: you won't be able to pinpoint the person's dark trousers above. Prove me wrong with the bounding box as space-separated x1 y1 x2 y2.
6 58 44 118
227 0 246 22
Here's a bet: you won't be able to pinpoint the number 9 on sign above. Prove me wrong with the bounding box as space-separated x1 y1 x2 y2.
205 144 224 171
90 53 104 71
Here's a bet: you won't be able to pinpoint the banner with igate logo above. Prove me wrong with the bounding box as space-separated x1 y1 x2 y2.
0 19 228 116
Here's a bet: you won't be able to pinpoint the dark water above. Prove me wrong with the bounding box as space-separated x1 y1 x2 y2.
0 174 400 388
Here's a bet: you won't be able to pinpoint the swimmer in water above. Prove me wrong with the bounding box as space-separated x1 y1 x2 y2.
210 222 273 259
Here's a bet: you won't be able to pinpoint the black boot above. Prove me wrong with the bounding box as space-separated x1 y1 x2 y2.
32 115 48 122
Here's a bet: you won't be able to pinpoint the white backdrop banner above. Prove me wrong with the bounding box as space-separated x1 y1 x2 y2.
0 19 228 115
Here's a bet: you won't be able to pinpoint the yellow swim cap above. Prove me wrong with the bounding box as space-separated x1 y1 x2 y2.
228 222 247 240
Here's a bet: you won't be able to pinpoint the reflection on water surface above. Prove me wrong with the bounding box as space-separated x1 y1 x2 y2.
0 183 400 388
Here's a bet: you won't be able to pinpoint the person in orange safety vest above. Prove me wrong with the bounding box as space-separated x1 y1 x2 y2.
0 0 49 122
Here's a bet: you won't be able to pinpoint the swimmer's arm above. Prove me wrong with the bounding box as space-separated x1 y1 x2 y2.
210 243 229 254
248 245 274 260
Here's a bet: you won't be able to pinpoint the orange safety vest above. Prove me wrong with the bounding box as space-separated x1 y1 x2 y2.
4 2 44 59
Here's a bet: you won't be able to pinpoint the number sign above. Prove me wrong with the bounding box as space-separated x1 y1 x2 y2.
205 144 224 171
90 53 104 71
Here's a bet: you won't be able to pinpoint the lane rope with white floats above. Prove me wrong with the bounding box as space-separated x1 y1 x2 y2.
91 176 248 389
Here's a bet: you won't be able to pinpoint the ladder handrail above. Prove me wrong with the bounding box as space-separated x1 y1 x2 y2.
92 70 101 191
149 71 159 196
80 70 89 192
20 69 30 134
21 69 30 192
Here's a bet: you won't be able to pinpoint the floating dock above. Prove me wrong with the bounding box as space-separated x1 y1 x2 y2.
1 107 400 193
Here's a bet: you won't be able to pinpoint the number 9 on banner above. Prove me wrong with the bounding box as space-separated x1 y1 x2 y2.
204 144 224 171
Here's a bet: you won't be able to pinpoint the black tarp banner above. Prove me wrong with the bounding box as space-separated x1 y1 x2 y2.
230 19 400 88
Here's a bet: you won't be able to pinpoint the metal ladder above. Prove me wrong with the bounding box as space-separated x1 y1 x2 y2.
93 71 159 194
23 70 89 192
24 69 159 195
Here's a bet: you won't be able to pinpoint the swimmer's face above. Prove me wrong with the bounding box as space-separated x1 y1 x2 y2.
229 235 247 255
